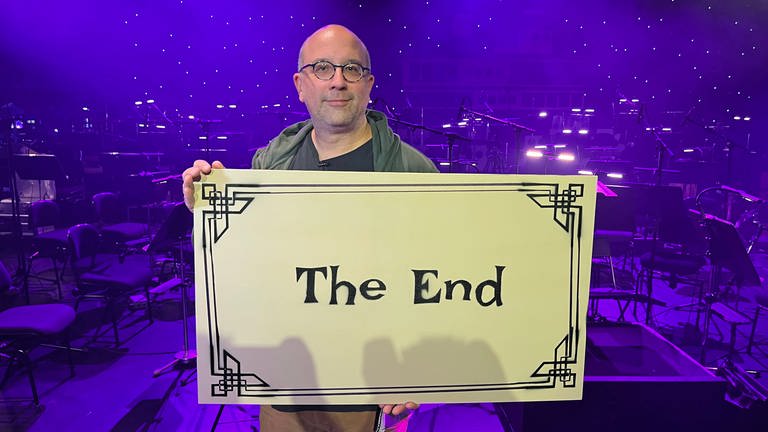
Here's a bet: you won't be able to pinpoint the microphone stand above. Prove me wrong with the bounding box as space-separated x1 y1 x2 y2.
385 116 471 173
459 107 535 174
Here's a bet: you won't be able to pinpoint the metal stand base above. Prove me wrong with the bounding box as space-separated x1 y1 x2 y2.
153 349 197 377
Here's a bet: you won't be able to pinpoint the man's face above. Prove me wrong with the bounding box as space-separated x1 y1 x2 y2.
293 29 374 132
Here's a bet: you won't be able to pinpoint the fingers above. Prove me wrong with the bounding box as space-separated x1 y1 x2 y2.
182 160 225 212
379 402 418 416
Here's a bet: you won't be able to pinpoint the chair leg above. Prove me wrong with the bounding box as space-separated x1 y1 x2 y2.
18 350 40 406
64 331 75 378
747 306 761 355
109 298 120 347
144 285 153 323
52 258 63 300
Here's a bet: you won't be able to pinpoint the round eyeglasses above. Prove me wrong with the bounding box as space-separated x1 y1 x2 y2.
299 61 371 82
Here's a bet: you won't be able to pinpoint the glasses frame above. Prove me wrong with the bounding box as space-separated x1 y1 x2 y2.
298 61 371 83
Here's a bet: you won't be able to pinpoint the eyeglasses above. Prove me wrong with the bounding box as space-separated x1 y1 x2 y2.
299 61 371 82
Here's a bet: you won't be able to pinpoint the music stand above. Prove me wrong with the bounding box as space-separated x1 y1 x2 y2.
13 154 65 199
696 212 760 361
149 203 196 377
612 184 706 324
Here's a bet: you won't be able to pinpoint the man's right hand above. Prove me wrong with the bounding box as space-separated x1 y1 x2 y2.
182 160 224 211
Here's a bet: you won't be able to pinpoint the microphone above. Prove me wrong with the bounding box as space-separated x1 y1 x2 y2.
318 161 329 168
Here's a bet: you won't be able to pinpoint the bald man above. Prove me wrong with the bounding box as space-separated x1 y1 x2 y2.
183 24 436 431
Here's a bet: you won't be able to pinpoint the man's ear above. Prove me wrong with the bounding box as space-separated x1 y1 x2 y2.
293 73 305 103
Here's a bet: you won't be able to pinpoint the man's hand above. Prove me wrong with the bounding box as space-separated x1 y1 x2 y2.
182 160 224 211
379 401 419 417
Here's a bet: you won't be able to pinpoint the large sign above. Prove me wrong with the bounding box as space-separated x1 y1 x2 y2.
194 169 595 405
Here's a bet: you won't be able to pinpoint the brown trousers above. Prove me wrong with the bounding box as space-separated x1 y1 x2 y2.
259 406 379 432
259 406 411 432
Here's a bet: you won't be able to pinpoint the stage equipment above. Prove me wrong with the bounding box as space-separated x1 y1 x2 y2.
518 322 727 432
609 184 706 323
457 105 535 174
385 116 471 173
150 203 195 377
690 210 760 362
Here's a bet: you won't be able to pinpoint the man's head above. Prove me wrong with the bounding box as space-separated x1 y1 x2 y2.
293 24 374 134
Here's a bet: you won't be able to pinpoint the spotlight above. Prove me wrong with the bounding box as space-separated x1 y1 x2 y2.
538 111 548 118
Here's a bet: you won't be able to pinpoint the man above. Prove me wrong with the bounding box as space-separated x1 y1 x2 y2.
183 24 436 431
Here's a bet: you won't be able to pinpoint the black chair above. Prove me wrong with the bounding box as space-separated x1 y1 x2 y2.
92 192 149 249
0 261 75 406
67 223 154 346
24 200 70 300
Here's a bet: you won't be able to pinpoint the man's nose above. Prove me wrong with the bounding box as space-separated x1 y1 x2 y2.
329 67 348 89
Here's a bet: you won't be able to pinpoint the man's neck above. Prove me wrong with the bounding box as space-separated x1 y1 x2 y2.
312 119 372 161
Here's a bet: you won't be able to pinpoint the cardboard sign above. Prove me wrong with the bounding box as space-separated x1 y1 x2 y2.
194 169 595 405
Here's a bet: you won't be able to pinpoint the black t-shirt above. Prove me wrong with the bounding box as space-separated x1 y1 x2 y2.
289 132 374 172
274 133 378 413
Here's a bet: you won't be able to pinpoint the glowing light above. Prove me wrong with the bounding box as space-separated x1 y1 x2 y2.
146 99 155 104
557 153 576 161
538 111 548 118
578 129 589 135
134 101 143 106
578 170 593 175
607 173 624 179
526 150 544 158
563 129 573 134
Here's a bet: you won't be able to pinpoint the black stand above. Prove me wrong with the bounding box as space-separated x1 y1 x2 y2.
459 107 535 174
693 211 760 362
150 203 196 376
385 116 471 172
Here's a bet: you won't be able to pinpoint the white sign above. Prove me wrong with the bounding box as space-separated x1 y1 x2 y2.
194 169 595 405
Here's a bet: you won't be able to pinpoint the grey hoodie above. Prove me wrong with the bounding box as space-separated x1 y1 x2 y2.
251 109 438 173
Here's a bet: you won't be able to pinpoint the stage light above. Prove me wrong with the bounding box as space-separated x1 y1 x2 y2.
526 150 544 158
607 172 624 179
563 129 573 134
538 111 548 118
744 116 751 121
585 108 595 113
662 127 672 132
457 121 468 126
734 116 742 120
683 148 695 153
82 106 90 111
534 145 547 149
557 153 575 161
138 123 146 127
228 104 237 109
146 99 155 104
187 115 195 120
216 104 224 109
156 125 166 129
134 101 142 106
571 108 582 112
216 136 228 140
578 129 589 135
442 123 452 128
553 144 567 149
439 162 450 166
198 136 208 140
578 170 593 175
